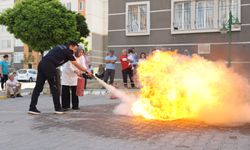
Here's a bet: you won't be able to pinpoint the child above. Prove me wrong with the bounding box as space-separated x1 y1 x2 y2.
6 74 22 98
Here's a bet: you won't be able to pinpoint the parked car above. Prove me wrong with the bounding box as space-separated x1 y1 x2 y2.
17 69 37 82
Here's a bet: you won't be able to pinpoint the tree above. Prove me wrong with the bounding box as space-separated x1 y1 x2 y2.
22 54 35 65
80 37 90 53
75 13 90 38
0 0 89 55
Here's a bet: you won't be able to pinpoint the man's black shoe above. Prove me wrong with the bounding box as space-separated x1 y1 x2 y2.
54 108 65 114
72 107 80 110
28 108 41 115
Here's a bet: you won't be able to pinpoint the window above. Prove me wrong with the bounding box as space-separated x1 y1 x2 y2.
66 2 71 10
0 40 12 49
29 70 37 74
173 2 191 30
219 0 239 28
13 52 23 63
126 1 150 36
18 70 27 74
172 0 240 34
79 1 85 11
195 0 214 29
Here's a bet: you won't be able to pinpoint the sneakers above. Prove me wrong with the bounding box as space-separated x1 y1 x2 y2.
54 109 65 114
28 108 65 115
72 107 80 110
28 108 41 115
10 95 15 98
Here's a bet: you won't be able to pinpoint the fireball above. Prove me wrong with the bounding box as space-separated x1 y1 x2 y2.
131 51 250 125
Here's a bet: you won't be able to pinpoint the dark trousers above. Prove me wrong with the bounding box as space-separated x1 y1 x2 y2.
61 85 79 109
122 68 134 88
1 74 8 90
103 69 115 85
30 61 61 110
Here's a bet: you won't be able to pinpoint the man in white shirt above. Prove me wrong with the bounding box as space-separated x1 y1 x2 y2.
6 74 22 98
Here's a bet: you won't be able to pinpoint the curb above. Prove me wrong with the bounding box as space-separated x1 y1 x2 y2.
0 91 31 100
83 89 140 96
0 95 7 100
0 90 140 100
84 90 108 96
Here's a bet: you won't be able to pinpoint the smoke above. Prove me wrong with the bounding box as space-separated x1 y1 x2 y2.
95 52 250 126
94 76 137 116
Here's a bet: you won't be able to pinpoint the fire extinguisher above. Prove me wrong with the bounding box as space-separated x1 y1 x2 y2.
76 77 85 96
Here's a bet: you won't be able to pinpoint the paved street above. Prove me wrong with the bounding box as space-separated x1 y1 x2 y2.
0 95 250 150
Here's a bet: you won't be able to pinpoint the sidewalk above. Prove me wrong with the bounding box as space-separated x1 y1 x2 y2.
0 88 31 100
0 95 250 150
0 88 139 99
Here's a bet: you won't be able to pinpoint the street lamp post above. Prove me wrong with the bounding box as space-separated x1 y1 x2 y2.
220 11 241 68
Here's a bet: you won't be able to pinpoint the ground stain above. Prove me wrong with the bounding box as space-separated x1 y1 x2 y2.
32 104 250 140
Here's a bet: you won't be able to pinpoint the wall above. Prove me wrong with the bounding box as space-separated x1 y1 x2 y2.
0 0 15 54
59 0 109 67
85 0 108 66
108 0 250 78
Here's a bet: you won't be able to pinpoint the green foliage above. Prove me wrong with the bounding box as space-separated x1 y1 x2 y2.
0 0 89 54
80 37 90 53
76 13 90 38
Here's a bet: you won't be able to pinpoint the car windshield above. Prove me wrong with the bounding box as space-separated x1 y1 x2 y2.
18 70 27 74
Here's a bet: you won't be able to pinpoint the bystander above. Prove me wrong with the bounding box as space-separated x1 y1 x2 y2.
120 49 135 88
103 50 117 85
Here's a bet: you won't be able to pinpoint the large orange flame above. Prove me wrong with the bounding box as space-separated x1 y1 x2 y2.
131 51 250 125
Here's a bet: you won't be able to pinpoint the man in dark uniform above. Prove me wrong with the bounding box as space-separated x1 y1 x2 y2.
28 41 92 115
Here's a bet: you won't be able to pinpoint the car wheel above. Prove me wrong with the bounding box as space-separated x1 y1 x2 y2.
29 77 33 82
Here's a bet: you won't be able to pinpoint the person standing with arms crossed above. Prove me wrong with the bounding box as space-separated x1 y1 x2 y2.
0 55 9 91
103 50 117 85
28 41 93 115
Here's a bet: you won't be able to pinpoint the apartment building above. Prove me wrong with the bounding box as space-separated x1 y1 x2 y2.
108 0 250 77
60 0 108 66
0 0 40 69
0 0 16 67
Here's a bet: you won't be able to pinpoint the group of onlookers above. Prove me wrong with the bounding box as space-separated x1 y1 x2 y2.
96 48 192 88
95 48 149 88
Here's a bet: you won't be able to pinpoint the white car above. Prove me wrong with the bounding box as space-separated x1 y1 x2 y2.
17 69 37 82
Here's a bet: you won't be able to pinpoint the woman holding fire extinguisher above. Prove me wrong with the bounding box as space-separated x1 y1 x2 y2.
61 46 87 111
